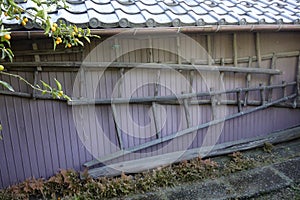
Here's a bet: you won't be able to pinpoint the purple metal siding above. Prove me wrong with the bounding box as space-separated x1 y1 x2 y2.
0 32 300 188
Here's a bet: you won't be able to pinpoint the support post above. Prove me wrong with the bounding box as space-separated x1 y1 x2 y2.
32 43 42 99
259 83 266 105
282 81 287 98
237 89 242 112
255 32 262 68
177 36 182 64
183 98 191 128
207 35 212 66
233 33 238 67
210 87 217 120
152 70 161 138
268 53 277 102
148 36 154 63
111 104 124 150
244 57 252 106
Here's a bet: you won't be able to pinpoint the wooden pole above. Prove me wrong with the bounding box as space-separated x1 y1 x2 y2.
177 36 182 64
111 104 124 149
259 83 266 105
244 57 252 106
69 82 296 105
268 53 277 102
32 43 42 99
152 70 161 138
233 33 238 67
207 35 212 65
148 36 154 63
255 32 262 68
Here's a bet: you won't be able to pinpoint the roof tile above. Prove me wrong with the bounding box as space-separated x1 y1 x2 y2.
111 0 140 14
3 0 300 29
85 1 114 14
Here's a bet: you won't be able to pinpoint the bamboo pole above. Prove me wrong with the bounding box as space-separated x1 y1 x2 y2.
259 83 266 105
255 32 262 68
84 93 297 167
69 82 296 105
177 36 182 64
207 35 212 66
32 43 42 99
152 70 161 138
268 53 277 102
233 33 238 67
111 104 124 150
2 61 282 74
148 36 154 63
244 57 252 106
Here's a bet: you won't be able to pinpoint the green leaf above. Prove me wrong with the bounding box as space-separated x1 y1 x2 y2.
84 36 90 43
0 80 14 92
42 90 47 95
40 80 52 90
77 40 84 46
54 78 62 91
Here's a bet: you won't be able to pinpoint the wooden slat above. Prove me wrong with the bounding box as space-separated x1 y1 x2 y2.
70 82 296 105
268 53 277 102
152 70 161 138
32 43 42 99
2 61 282 75
13 48 82 56
244 57 252 106
233 33 238 67
183 98 191 127
255 32 262 68
177 36 182 64
259 83 266 105
207 35 212 65
111 104 124 149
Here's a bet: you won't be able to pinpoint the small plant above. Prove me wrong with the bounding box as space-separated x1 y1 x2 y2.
263 142 274 153
224 152 256 174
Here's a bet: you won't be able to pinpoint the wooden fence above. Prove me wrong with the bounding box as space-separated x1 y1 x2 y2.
0 31 300 187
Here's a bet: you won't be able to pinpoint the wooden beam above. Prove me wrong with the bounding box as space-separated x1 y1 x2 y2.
69 82 296 106
207 35 212 65
177 36 182 64
111 104 124 150
268 53 277 102
87 126 300 178
244 57 252 106
2 61 282 75
233 33 238 67
148 36 154 63
183 98 191 127
152 70 161 138
237 89 242 112
32 43 42 99
255 32 262 67
84 93 297 167
259 83 266 105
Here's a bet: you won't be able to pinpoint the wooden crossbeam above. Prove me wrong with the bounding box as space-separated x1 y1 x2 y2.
69 82 296 106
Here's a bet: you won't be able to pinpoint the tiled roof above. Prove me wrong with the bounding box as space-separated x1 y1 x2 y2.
3 0 300 29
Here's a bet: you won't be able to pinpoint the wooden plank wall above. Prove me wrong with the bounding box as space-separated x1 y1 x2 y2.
0 32 300 188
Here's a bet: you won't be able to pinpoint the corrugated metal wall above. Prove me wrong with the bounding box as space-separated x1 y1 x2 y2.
0 32 300 188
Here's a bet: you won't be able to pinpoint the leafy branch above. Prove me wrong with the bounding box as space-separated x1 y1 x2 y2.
0 70 71 101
